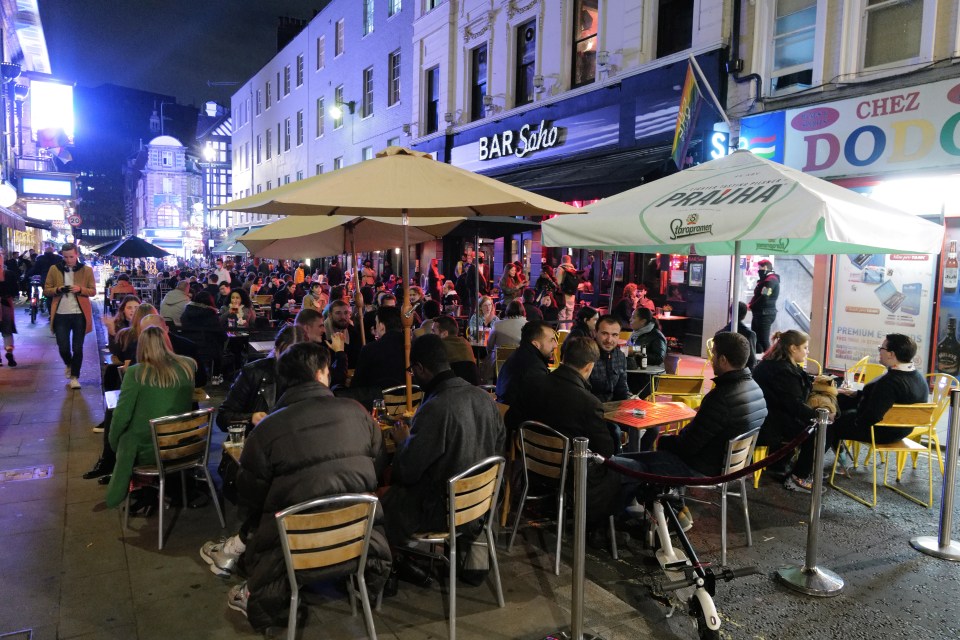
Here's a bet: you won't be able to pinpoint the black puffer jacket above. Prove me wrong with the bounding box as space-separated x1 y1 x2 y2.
215 356 285 432
658 368 768 476
752 358 816 447
236 382 390 631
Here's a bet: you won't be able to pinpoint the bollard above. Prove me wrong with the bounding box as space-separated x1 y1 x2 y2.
776 408 845 596
911 387 960 560
544 438 602 640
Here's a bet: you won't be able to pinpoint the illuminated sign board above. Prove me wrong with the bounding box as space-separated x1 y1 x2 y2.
30 80 75 144
478 120 563 161
20 175 75 198
25 201 65 221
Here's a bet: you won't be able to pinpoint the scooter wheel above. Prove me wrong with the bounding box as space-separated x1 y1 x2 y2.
690 597 719 640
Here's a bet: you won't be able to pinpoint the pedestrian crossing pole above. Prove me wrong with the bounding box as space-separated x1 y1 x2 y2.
911 387 960 560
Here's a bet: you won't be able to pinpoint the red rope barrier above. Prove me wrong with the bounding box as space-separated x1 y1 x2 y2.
594 424 816 487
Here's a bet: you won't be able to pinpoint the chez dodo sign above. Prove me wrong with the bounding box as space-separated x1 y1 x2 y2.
782 77 960 177
478 120 563 161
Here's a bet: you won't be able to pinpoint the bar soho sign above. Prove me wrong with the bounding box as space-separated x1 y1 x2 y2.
478 120 563 161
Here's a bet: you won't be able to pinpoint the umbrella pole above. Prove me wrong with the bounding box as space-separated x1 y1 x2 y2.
402 209 413 414
350 232 366 347
474 229 480 337
608 252 619 314
730 240 742 333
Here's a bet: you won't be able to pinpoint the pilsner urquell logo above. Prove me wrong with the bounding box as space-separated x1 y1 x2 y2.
669 213 713 240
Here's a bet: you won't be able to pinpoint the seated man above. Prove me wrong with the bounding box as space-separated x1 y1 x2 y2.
351 305 406 392
432 314 481 385
497 320 557 425
159 280 191 326
816 333 928 485
716 302 757 370
294 308 347 388
218 342 391 630
616 332 767 529
324 299 362 368
513 337 621 534
382 334 505 546
589 315 636 449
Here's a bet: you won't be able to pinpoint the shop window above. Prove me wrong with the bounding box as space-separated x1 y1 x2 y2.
424 66 440 134
388 50 401 106
769 0 818 95
572 0 598 87
470 44 487 121
656 0 693 58
515 19 536 107
362 67 374 118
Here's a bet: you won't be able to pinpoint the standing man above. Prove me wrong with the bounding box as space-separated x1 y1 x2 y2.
44 243 96 389
748 259 780 353
326 257 344 287
213 258 231 288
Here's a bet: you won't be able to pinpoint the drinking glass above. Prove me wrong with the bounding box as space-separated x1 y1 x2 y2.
372 399 386 420
228 423 246 445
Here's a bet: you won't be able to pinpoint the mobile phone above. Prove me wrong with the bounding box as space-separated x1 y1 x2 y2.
901 283 922 316
874 280 905 313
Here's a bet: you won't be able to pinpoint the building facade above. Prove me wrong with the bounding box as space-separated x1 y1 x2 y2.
195 101 233 253
731 0 960 373
229 0 413 233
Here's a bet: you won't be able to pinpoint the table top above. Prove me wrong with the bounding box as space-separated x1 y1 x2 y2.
603 398 696 430
223 441 243 464
656 314 688 321
226 331 250 339
250 341 274 353
625 365 666 376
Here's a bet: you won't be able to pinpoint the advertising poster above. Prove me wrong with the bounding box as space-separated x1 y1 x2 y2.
827 253 936 372
935 220 960 376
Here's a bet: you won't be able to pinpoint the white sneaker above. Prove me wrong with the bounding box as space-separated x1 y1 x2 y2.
65 366 71 379
227 582 249 618
69 377 81 389
200 535 245 577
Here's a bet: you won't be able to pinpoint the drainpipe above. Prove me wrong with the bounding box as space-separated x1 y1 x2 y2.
729 0 762 100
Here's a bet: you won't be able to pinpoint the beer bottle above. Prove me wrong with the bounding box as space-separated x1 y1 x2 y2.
937 317 960 375
945 241 958 294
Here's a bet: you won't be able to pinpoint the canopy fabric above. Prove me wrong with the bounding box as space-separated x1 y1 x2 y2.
218 146 584 218
240 215 466 259
441 216 541 239
210 228 251 254
93 236 171 258
542 150 944 256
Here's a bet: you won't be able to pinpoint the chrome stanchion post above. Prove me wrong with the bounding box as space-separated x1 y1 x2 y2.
776 408 845 596
547 438 602 640
911 387 960 560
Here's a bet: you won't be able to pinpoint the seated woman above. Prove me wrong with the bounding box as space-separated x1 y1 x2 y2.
219 288 255 329
752 330 819 492
484 300 527 382
441 280 460 308
105 326 197 509
467 295 497 340
104 295 141 354
612 283 638 328
627 307 666 366
539 292 559 323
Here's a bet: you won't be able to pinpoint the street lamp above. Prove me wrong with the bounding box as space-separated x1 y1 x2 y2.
328 100 356 120
202 143 216 163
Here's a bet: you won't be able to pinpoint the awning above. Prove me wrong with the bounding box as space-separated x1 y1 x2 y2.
0 206 26 231
488 145 674 202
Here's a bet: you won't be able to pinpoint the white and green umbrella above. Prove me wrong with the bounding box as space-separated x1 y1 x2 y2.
542 149 944 328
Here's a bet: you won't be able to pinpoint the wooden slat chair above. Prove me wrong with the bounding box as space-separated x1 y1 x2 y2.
896 373 958 478
506 422 619 571
126 408 225 549
380 385 424 417
649 374 705 409
406 456 506 640
253 294 274 306
690 428 759 567
829 403 939 508
276 494 380 640
494 344 518 377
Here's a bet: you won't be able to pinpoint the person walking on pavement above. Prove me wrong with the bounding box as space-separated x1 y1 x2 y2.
44 243 96 389
748 259 780 353
0 251 18 366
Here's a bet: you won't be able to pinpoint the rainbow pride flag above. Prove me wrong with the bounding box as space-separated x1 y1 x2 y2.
671 63 703 169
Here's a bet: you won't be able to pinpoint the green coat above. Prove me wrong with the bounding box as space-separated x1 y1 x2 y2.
106 362 196 508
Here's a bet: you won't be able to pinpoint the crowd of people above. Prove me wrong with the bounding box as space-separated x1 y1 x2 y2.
1 241 937 634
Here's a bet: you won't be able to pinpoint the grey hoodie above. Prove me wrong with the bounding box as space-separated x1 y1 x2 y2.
159 287 191 325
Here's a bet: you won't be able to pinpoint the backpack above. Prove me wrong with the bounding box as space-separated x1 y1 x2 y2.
559 268 579 295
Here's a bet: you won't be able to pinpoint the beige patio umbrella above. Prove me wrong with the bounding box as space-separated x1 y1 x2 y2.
220 147 584 411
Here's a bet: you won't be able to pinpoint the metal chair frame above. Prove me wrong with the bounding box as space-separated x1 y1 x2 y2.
690 428 759 567
125 407 224 549
276 494 380 640
407 456 506 640
381 385 423 417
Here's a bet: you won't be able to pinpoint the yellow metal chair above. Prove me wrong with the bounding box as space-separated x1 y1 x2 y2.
860 363 886 383
649 374 705 409
896 373 958 477
276 495 380 640
829 403 938 508
752 446 768 489
843 355 870 384
699 338 715 377
494 344 518 376
805 358 823 375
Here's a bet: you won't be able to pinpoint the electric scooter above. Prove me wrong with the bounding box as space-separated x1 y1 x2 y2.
642 490 758 640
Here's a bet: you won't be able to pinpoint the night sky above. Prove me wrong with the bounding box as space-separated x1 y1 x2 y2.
40 0 328 106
